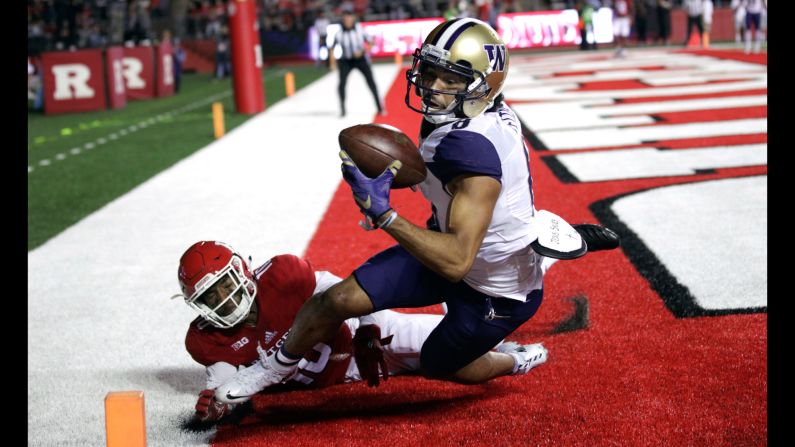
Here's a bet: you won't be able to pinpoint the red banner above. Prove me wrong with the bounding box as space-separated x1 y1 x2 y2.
361 18 443 56
310 10 616 60
104 47 126 109
41 49 106 115
156 41 175 97
122 46 156 100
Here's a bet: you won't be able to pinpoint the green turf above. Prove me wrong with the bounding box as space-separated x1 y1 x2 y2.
28 64 330 251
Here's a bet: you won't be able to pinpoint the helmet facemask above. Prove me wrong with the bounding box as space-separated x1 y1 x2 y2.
405 44 492 124
184 255 256 329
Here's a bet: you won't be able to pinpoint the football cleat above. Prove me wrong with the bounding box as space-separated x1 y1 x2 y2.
572 224 620 252
215 346 289 404
497 341 548 375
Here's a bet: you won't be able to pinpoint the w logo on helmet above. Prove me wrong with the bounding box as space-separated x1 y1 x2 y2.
484 44 507 72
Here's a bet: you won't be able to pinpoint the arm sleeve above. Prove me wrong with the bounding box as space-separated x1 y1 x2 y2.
205 361 239 389
313 271 343 295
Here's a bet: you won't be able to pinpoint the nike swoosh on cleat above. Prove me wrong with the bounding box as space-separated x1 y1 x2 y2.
225 392 251 401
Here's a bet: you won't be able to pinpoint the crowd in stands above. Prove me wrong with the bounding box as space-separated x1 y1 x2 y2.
26 1 682 55
27 0 752 111
27 0 748 57
28 0 169 55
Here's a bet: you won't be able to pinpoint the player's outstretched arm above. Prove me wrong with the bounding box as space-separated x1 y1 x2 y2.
382 174 500 282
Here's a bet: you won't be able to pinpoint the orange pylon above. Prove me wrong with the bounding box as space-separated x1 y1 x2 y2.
105 391 146 447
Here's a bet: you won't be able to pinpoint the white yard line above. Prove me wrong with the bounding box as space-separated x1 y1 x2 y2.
28 91 233 174
28 69 301 173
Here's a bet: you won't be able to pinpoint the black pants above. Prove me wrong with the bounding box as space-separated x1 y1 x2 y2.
636 15 647 43
684 15 703 45
579 24 596 50
657 7 671 41
338 57 382 115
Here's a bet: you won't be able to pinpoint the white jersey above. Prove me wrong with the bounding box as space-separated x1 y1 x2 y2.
418 103 544 301
744 0 765 14
684 0 703 16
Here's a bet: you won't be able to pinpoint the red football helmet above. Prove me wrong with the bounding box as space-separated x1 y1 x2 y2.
176 241 257 328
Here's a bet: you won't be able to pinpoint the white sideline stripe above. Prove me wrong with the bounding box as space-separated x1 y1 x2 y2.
27 64 400 447
640 72 761 86
29 91 234 172
555 144 767 182
55 153 66 160
593 95 767 116
504 51 767 103
536 118 767 150
510 96 767 133
510 50 764 75
524 69 765 86
511 102 656 132
506 78 768 102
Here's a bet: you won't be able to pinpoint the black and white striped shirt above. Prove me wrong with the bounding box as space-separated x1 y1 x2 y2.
333 23 371 60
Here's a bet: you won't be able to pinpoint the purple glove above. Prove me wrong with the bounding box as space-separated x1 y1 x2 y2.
339 150 401 228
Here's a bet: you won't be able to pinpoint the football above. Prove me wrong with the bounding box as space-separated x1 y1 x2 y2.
338 123 426 189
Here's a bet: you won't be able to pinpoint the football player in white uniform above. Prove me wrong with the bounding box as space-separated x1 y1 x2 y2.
215 18 618 404
742 0 767 54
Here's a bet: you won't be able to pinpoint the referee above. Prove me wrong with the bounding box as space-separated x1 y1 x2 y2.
330 9 385 117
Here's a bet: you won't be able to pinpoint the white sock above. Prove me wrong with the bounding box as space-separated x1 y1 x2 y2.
541 256 559 275
268 346 301 376
508 352 522 374
744 30 752 53
755 31 765 53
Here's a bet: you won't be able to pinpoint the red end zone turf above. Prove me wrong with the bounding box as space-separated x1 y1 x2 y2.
212 52 766 446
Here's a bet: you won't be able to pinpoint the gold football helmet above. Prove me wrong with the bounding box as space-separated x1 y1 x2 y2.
405 18 509 124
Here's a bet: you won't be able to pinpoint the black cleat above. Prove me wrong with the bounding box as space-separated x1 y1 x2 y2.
573 224 620 252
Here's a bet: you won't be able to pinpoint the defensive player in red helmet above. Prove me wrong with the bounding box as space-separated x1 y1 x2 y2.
176 241 450 423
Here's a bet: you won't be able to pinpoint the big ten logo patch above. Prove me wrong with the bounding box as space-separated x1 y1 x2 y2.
231 337 249 351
